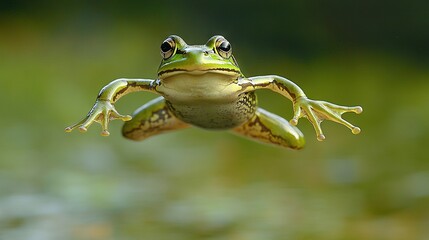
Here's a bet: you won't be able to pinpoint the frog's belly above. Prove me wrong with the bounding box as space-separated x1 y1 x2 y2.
166 93 256 129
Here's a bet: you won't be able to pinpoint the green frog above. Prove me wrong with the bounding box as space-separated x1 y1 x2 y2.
65 35 362 149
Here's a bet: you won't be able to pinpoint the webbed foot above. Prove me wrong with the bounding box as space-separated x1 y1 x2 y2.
290 97 362 141
65 100 132 136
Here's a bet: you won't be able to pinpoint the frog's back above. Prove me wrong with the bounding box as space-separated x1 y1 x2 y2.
166 92 256 129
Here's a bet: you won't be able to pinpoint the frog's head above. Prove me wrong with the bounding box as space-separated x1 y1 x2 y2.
157 35 242 80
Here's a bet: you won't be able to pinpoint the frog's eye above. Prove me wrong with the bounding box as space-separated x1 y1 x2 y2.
215 38 232 59
160 38 176 59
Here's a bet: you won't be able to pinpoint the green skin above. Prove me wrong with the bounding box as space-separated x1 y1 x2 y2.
66 35 362 149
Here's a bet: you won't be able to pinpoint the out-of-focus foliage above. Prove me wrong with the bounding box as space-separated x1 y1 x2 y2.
0 1 428 239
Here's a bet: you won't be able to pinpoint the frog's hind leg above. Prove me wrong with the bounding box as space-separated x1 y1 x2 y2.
122 97 189 141
232 108 305 149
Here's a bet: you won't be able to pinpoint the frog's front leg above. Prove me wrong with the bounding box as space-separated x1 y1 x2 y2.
122 97 189 141
239 75 363 141
233 108 305 149
65 78 159 136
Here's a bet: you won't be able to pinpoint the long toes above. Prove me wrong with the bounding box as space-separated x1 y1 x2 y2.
80 118 96 131
332 116 362 134
116 114 132 121
111 109 132 121
101 112 110 135
338 105 363 115
122 115 132 121
291 106 302 125
339 106 363 115
339 119 362 135
305 107 325 141
65 118 87 132
314 104 361 135
323 102 363 114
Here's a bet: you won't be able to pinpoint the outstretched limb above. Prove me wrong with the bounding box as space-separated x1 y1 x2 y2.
238 75 363 141
233 107 305 149
122 97 189 141
65 78 159 136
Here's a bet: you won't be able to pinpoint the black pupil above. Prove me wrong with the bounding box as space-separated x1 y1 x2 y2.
219 41 230 52
161 41 172 52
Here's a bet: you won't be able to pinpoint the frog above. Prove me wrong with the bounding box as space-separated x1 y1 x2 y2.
65 35 362 149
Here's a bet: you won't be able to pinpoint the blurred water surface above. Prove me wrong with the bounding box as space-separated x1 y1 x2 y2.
0 1 428 239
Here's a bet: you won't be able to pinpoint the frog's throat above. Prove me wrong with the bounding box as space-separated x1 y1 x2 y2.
158 68 241 78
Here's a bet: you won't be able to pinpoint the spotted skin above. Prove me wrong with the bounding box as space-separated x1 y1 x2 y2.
233 108 305 149
122 97 189 141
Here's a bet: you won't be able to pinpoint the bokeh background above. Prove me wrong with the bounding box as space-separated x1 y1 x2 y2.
1 0 428 239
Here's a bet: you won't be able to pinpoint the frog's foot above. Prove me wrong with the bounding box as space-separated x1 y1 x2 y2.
65 100 132 136
290 97 362 141
122 97 189 141
232 107 305 149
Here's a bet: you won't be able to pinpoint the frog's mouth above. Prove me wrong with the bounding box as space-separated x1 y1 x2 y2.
158 68 241 79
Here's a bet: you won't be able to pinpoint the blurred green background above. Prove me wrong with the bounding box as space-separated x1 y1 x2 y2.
1 0 428 239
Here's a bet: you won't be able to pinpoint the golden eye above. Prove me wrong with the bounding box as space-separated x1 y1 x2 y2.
160 37 176 59
215 37 232 58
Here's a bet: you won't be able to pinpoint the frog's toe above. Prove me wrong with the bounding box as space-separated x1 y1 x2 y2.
302 105 326 141
65 118 86 133
291 101 304 126
78 126 88 132
331 114 361 135
101 130 110 136
290 118 299 126
317 134 326 141
324 102 363 115
115 114 132 121
352 126 361 135
354 106 363 114
338 105 363 115
110 109 132 121
99 111 112 136
122 115 132 121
